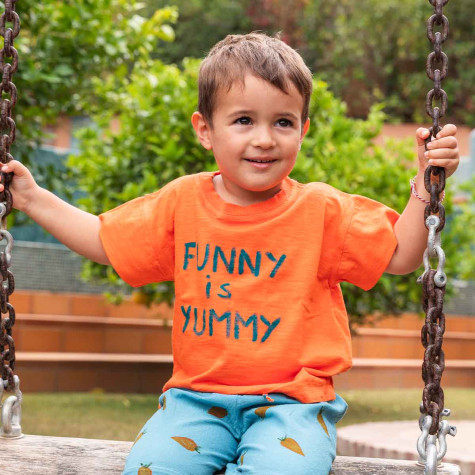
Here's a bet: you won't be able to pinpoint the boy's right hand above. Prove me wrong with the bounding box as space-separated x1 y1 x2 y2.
0 160 39 214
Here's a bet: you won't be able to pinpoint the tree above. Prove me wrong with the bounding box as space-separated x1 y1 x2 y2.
299 0 474 125
137 0 474 125
143 0 252 64
10 0 177 186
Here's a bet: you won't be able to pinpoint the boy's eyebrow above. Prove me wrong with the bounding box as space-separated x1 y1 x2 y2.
227 110 300 120
226 109 255 117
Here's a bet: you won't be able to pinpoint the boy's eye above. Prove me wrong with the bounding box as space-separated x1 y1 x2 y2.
235 116 252 125
276 118 293 127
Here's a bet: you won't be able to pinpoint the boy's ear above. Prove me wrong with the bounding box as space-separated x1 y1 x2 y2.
191 112 212 150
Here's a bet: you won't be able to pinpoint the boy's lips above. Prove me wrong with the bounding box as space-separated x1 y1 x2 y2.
244 157 278 163
244 157 278 170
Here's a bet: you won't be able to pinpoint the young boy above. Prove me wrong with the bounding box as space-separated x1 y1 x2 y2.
2 33 459 475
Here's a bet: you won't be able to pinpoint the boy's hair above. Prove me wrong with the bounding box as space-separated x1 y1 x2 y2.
198 32 313 127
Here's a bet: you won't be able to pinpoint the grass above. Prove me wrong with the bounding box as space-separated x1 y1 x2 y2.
19 388 475 442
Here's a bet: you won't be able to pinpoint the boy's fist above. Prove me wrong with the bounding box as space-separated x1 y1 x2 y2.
0 160 38 213
416 124 459 178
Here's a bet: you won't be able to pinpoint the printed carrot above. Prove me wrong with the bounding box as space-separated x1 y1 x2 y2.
254 406 271 419
133 429 146 447
138 463 152 474
171 436 201 453
317 410 330 437
278 436 305 456
208 406 228 418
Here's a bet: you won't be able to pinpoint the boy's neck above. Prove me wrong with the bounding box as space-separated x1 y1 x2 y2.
212 174 282 207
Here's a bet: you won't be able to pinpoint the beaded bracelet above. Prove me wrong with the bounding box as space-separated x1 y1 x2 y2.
410 176 445 204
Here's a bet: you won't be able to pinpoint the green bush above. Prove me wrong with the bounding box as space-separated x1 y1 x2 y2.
69 60 473 325
9 0 177 228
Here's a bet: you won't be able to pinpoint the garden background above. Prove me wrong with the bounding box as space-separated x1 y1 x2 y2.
3 0 474 447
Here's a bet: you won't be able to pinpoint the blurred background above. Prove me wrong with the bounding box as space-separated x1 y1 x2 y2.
1 0 473 456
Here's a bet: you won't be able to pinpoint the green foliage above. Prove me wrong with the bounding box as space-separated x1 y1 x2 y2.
138 0 474 125
69 58 474 324
143 0 252 63
9 0 177 186
299 0 474 125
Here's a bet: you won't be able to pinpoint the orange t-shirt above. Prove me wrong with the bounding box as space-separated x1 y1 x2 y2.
99 172 399 403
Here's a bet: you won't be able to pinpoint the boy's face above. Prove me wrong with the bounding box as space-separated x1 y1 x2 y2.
192 74 309 206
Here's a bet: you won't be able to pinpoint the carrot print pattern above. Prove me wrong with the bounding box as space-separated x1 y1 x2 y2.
240 450 248 465
138 463 152 474
133 429 146 447
158 395 167 410
171 436 201 453
278 436 305 456
317 410 330 437
208 406 228 418
254 406 271 419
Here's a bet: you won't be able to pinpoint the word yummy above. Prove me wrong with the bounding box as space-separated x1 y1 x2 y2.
181 305 281 343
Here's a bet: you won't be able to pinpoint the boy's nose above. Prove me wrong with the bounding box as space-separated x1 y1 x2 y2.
251 127 276 149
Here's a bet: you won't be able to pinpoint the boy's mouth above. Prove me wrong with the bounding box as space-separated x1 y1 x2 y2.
244 158 277 163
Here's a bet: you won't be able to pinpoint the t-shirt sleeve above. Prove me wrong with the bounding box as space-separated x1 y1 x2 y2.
335 194 399 291
99 183 176 287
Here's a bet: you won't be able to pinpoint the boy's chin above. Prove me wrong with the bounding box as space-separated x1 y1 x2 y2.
241 180 282 195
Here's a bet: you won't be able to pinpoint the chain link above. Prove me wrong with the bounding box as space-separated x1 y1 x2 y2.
417 1 456 472
0 0 19 395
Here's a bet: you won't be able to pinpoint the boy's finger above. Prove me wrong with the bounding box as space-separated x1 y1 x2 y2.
1 160 20 173
426 136 458 150
416 128 431 146
435 123 457 138
427 158 458 170
425 147 459 160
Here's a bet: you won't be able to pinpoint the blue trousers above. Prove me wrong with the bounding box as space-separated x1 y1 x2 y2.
122 388 347 475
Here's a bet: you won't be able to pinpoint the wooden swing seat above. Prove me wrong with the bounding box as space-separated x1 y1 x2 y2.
0 434 461 474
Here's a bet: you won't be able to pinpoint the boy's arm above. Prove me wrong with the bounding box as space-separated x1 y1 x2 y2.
385 124 459 275
0 160 110 265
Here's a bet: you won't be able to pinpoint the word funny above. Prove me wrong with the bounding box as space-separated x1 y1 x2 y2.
183 242 286 278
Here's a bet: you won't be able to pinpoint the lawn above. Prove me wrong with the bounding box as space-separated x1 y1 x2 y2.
20 388 475 442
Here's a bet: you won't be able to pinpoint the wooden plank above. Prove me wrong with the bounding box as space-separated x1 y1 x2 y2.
0 435 461 474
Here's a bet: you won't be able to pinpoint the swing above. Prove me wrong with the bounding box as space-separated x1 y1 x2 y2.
0 1 462 473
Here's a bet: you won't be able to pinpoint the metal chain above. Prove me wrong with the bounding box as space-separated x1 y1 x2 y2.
416 0 456 472
0 0 22 438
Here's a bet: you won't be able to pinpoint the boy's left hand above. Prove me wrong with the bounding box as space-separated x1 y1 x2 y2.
416 124 459 178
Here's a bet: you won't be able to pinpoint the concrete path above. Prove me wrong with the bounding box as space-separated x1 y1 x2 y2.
338 421 475 475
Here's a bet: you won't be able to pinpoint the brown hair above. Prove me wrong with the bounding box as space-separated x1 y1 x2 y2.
198 32 313 127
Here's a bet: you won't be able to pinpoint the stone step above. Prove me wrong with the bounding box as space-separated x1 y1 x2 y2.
9 291 475 331
9 290 174 320
364 313 475 333
337 421 474 475
14 313 173 354
334 358 475 391
13 313 475 360
14 353 475 393
352 328 475 360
